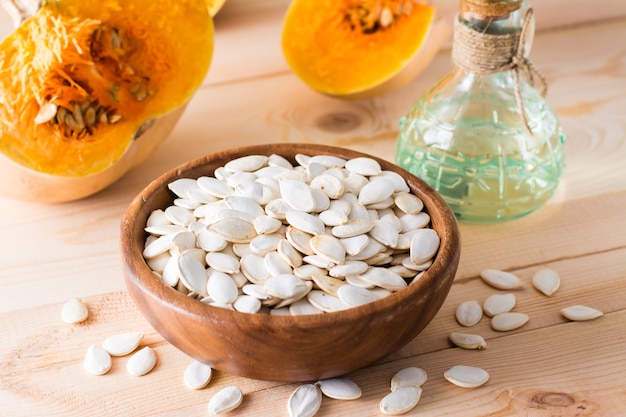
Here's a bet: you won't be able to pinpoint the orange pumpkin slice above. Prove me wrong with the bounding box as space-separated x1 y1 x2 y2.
0 0 213 202
282 0 449 99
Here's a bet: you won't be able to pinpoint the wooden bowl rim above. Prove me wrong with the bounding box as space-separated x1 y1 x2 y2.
120 143 460 330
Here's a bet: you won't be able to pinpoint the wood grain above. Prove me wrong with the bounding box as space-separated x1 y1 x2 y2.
1 1 625 416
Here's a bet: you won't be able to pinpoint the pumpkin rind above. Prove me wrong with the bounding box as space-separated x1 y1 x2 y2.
282 0 447 98
0 0 213 202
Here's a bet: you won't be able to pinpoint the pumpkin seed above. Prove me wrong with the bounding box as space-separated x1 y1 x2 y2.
184 360 213 389
482 293 516 317
480 269 524 290
233 295 262 314
449 332 487 350
83 344 112 376
491 312 529 331
317 377 362 400
102 332 144 356
390 367 428 390
207 270 239 304
532 268 561 296
455 300 483 327
34 102 58 124
345 157 381 176
288 384 322 417
208 386 244 415
224 154 269 172
127 346 157 376
560 305 603 321
62 297 89 324
444 365 489 388
337 284 379 307
379 386 422 415
409 228 440 265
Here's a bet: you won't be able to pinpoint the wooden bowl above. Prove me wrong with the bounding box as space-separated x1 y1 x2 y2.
120 143 460 382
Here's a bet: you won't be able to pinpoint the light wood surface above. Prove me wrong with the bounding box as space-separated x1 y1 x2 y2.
1 1 626 416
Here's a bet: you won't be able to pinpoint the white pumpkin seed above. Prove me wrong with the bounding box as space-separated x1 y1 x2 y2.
280 179 316 212
317 378 362 400
390 367 428 390
264 274 307 299
224 154 269 172
369 219 400 247
310 234 346 263
127 346 157 376
532 268 561 296
265 250 294 276
285 210 325 236
358 178 394 206
184 360 213 389
229 294 260 313
560 305 603 321
491 312 529 331
178 253 208 296
289 298 323 315
206 252 240 274
102 332 144 356
83 344 112 375
277 239 304 268
393 192 424 215
197 229 228 252
240 253 271 284
345 157 381 176
329 260 369 278
482 293 516 317
337 284 378 307
309 154 346 168
207 270 239 304
340 234 370 256
318 209 348 226
210 217 257 243
164 205 196 226
400 212 430 232
253 215 283 235
480 269 524 290
208 386 244 415
288 384 322 417
312 274 346 296
456 300 483 327
197 176 234 198
409 228 440 264
307 290 348 312
444 365 489 388
379 170 410 192
359 267 407 291
449 332 487 350
332 219 375 238
379 386 422 415
345 274 376 289
310 173 345 199
62 297 89 324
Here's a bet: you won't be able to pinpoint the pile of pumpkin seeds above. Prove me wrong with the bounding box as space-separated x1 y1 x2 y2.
142 153 441 315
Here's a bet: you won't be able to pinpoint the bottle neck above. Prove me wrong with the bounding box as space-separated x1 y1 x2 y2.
459 1 530 35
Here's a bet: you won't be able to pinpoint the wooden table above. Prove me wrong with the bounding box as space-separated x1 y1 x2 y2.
2 1 625 415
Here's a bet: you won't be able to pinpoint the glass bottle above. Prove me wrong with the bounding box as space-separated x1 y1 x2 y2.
395 0 565 223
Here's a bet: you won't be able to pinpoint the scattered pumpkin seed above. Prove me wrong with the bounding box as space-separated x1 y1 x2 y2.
444 365 489 388
379 386 422 415
490 312 529 331
455 300 483 327
316 377 362 400
62 297 89 324
532 268 561 296
208 386 244 416
102 332 144 356
83 344 112 376
482 293 516 317
184 360 213 389
479 269 524 290
127 346 157 376
449 332 487 350
390 367 428 390
560 305 603 321
288 384 322 417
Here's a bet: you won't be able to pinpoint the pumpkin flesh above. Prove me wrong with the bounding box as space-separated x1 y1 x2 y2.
282 0 436 97
0 0 213 179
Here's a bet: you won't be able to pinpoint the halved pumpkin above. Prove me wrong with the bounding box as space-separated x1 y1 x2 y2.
0 0 213 202
282 0 449 99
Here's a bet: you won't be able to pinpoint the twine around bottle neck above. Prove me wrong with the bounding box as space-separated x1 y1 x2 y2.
452 8 547 135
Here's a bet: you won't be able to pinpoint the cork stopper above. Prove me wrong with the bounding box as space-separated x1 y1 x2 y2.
461 0 522 18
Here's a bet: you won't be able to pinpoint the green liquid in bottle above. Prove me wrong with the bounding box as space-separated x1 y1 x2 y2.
396 70 566 223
